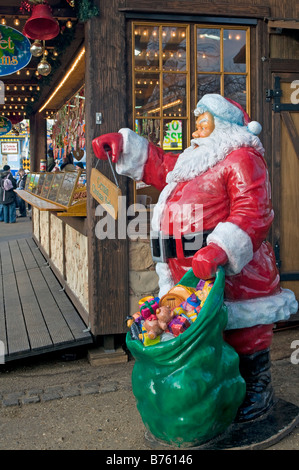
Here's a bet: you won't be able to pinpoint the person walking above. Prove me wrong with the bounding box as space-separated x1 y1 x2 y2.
16 168 27 217
0 165 17 223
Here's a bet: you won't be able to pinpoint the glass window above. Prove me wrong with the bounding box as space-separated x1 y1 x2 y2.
135 73 160 117
223 29 246 73
162 26 187 71
197 28 220 72
133 23 189 151
197 74 221 101
196 25 249 112
162 73 186 117
134 26 159 71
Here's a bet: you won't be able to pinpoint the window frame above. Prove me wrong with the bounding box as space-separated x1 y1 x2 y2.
194 24 251 113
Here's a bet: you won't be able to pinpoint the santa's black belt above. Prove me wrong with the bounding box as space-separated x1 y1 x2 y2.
150 230 212 263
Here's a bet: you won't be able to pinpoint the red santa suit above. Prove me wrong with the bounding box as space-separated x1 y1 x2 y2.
114 113 297 355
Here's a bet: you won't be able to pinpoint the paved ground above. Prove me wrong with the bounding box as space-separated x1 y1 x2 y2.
0 327 298 451
0 215 32 243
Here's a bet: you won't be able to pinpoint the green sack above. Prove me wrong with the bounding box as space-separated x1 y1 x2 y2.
126 267 246 448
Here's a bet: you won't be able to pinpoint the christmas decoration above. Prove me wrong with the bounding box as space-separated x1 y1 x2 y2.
37 54 51 76
23 2 60 41
75 0 99 22
30 39 43 57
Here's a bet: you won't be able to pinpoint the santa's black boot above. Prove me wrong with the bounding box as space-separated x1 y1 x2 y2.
235 348 275 422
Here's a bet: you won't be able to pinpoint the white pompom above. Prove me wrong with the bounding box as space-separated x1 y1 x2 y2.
247 121 262 135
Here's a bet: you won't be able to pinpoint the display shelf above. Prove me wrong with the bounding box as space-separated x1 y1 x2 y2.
18 171 87 217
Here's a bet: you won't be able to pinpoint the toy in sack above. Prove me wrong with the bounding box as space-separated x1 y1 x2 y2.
126 267 246 448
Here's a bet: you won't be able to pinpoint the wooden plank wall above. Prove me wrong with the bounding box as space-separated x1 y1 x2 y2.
120 0 299 19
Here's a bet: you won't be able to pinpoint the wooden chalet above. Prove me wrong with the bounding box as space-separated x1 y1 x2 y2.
0 0 298 362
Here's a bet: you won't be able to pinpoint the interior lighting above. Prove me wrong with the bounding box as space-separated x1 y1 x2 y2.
148 99 182 114
66 19 72 28
0 17 6 26
39 46 85 113
13 17 20 26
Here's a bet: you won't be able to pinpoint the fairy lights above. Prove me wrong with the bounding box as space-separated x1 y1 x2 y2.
39 46 85 113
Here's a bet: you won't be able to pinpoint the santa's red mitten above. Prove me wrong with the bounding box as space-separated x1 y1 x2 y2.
92 132 123 163
192 243 228 279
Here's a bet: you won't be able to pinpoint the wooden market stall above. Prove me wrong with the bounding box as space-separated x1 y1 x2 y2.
11 0 299 361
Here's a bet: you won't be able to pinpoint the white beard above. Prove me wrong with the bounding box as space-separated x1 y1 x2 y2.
166 119 264 184
151 119 264 232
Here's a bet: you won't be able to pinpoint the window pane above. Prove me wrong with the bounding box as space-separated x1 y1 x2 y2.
134 26 159 71
162 26 187 71
197 28 220 72
162 119 183 151
135 118 161 146
224 75 247 110
162 73 186 117
135 73 160 117
197 74 221 101
223 29 246 73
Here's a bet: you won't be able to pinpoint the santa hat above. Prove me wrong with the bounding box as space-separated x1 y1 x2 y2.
195 94 262 136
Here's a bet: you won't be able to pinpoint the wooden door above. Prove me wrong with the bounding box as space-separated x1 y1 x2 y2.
269 73 299 308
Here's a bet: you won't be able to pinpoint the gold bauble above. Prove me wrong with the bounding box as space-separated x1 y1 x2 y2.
30 40 43 57
37 56 51 76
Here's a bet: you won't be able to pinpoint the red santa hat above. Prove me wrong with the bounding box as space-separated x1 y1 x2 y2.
195 94 262 136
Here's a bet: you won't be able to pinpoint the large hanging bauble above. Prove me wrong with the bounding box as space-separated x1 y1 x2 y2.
30 39 44 57
23 3 60 41
37 56 52 76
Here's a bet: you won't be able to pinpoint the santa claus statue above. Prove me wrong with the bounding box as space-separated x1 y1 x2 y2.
92 94 298 422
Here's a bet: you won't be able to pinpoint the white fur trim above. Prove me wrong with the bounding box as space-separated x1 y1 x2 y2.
207 222 253 275
155 262 175 297
247 121 262 136
116 128 148 181
225 288 298 330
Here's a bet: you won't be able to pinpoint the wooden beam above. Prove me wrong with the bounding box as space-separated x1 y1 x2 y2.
85 0 129 336
268 20 299 31
119 1 270 18
269 59 299 74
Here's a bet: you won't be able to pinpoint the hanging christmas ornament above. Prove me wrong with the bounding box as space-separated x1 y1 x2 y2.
23 2 60 41
37 54 51 76
30 39 43 57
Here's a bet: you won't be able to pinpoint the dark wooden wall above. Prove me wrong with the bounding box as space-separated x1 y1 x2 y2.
119 0 299 19
29 113 47 172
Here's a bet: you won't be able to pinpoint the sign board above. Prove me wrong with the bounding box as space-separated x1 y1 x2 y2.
90 168 122 219
1 141 18 153
0 116 12 136
0 25 32 77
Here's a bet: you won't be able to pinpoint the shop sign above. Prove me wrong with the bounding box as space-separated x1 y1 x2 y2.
163 119 183 151
90 168 122 219
0 116 12 136
1 141 18 153
0 25 32 77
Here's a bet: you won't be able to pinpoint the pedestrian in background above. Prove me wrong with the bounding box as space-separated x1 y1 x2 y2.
0 165 17 223
16 168 27 217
